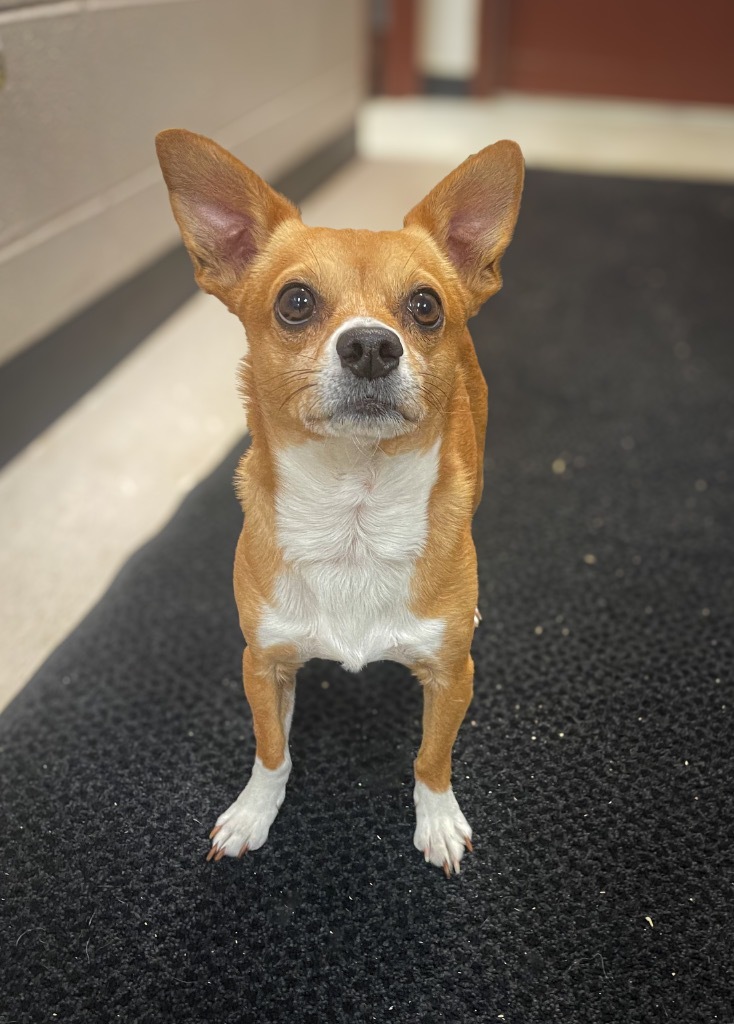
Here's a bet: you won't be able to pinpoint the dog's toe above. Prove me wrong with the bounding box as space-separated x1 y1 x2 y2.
206 757 291 862
414 781 473 876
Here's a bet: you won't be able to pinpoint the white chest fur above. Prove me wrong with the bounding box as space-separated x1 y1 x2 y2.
257 438 445 672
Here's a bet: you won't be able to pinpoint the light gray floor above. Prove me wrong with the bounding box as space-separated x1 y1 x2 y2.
360 93 734 182
2 94 733 709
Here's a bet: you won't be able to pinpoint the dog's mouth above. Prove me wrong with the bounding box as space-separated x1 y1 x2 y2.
308 400 414 435
305 381 420 438
345 396 404 417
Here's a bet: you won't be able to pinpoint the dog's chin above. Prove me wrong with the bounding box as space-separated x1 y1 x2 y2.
304 399 420 440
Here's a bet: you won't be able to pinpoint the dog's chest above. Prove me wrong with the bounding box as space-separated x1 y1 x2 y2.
257 439 444 671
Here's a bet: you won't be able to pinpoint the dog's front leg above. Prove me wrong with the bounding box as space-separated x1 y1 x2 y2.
208 646 299 860
411 654 474 875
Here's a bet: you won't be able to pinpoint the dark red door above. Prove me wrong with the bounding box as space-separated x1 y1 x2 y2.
499 0 734 104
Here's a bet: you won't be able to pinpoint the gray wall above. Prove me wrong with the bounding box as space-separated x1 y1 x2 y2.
0 0 366 366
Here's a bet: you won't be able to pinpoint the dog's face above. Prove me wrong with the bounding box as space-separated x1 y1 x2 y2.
156 131 524 441
234 221 473 439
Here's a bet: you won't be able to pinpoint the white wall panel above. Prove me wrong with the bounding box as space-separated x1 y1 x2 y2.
0 0 365 363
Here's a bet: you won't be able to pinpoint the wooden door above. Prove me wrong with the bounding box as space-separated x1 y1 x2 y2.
496 0 734 104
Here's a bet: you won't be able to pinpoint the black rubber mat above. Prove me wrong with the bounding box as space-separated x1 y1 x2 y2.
2 169 733 1024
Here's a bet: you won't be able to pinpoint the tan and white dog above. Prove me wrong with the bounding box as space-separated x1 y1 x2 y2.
156 130 524 875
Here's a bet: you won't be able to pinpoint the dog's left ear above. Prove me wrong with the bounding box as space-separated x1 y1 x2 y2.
404 140 524 315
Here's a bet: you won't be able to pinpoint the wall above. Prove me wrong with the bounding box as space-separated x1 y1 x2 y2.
0 0 366 365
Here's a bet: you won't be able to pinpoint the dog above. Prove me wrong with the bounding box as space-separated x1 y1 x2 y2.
156 130 524 875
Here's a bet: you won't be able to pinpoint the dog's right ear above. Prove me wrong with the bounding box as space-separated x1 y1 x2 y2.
155 129 299 307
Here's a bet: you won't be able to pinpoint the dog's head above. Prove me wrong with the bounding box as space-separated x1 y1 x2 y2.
156 130 523 441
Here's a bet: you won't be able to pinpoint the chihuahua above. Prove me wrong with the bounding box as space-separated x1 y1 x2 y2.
156 130 523 875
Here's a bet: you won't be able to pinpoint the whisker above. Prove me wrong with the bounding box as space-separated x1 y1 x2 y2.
419 377 450 401
402 239 424 272
261 369 319 393
279 382 317 411
264 372 320 398
417 385 443 415
303 238 323 278
418 377 447 403
424 381 449 411
420 370 451 392
302 394 323 424
258 367 319 387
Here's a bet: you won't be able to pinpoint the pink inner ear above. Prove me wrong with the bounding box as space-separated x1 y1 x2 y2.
446 209 490 272
195 198 257 271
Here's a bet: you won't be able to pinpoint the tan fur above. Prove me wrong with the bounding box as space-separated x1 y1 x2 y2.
156 129 524 866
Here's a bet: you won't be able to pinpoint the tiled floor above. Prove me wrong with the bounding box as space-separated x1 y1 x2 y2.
2 94 734 709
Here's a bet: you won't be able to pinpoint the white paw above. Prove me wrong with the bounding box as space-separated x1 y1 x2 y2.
474 606 482 628
208 756 291 861
413 780 473 876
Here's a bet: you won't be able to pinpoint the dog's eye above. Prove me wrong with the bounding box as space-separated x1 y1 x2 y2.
409 289 443 328
276 284 316 325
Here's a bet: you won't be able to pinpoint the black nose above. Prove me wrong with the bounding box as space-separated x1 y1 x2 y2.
336 327 403 380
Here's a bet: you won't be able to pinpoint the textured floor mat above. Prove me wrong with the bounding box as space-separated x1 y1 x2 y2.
2 169 733 1023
